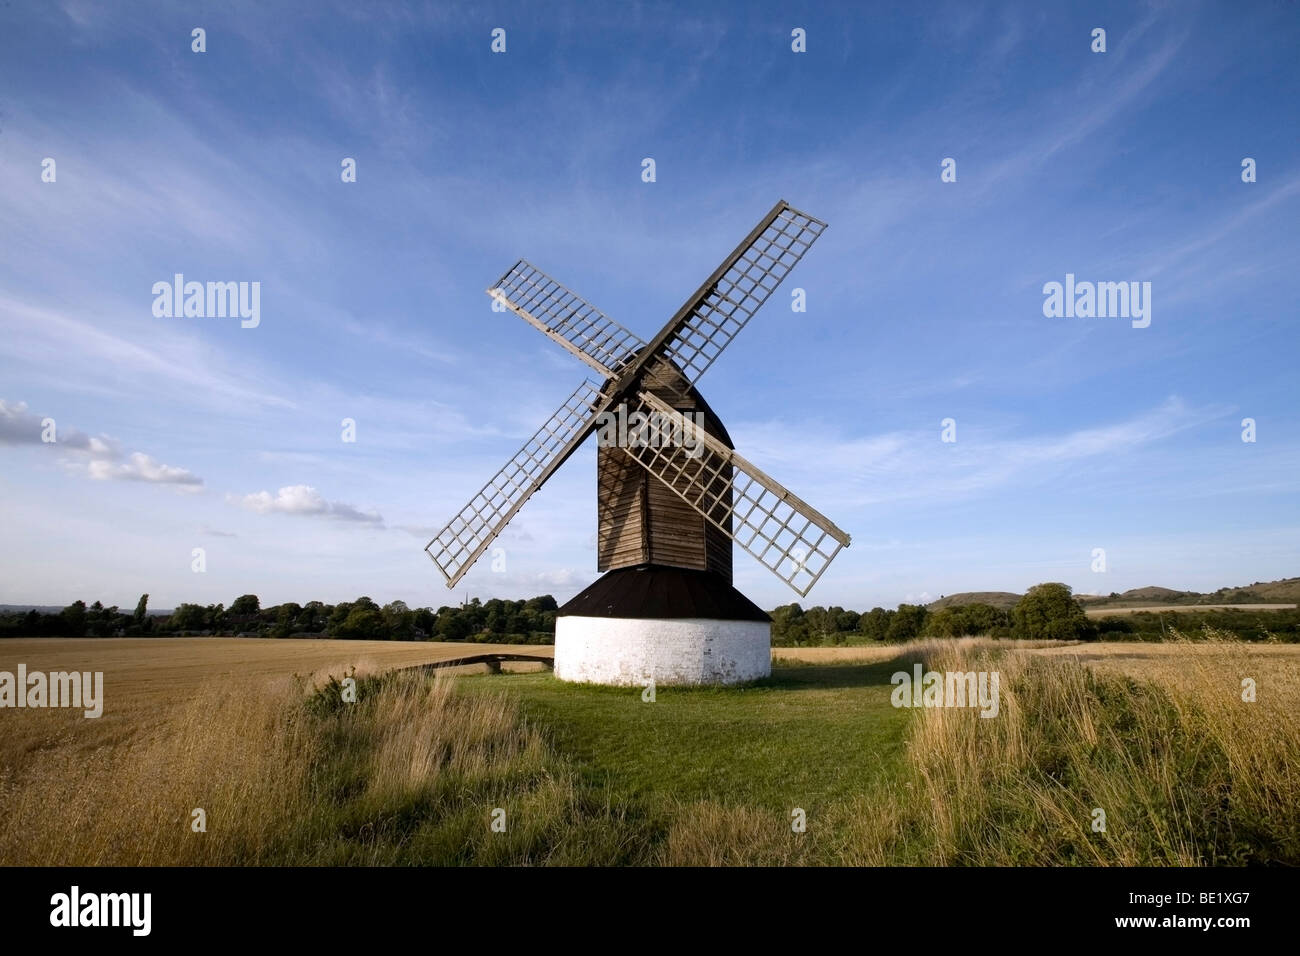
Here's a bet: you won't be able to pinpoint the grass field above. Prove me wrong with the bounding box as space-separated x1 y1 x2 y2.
2 636 1298 865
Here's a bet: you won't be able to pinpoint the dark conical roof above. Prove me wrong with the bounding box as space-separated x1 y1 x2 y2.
557 564 770 622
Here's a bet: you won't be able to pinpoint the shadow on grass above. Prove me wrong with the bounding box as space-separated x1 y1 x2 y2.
759 658 908 691
460 656 915 694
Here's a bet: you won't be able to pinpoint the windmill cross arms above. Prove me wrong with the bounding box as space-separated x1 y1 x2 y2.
488 259 646 379
619 390 850 597
613 200 827 394
426 379 608 587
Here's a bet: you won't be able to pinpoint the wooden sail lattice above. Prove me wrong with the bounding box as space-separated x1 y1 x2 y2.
489 260 645 378
646 203 827 387
615 390 850 596
424 379 605 583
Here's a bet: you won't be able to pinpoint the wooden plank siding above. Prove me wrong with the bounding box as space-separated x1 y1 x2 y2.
597 362 734 582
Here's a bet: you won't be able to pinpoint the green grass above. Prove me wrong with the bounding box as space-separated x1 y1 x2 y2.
459 661 912 815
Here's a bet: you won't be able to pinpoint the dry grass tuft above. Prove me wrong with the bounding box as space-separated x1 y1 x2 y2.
0 668 611 865
832 636 1300 865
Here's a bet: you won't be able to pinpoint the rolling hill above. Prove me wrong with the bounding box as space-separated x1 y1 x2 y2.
925 592 1022 611
928 577 1300 612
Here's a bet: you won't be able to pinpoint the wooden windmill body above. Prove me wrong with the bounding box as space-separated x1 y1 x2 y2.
426 201 851 685
596 362 733 579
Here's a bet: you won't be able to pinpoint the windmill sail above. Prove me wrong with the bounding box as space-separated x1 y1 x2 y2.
616 390 850 596
430 199 848 598
633 200 826 387
488 260 646 378
425 379 606 586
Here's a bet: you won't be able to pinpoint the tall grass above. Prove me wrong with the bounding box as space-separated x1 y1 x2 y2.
825 634 1300 865
3 637 1297 865
0 668 629 865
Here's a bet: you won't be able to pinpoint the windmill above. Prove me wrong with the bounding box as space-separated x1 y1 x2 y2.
426 200 850 685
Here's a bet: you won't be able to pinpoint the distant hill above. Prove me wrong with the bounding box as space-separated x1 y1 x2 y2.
927 592 1022 611
1215 577 1300 603
927 577 1299 612
1080 577 1300 609
1078 586 1186 606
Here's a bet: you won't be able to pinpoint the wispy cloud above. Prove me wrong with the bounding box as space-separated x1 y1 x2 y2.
231 484 383 525
87 452 202 486
978 30 1187 195
732 396 1224 510
1 399 202 487
0 297 295 410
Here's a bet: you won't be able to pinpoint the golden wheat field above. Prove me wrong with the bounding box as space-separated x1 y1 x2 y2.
0 638 551 751
1082 603 1297 617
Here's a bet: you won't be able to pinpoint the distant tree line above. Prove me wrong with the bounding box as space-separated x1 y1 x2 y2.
5 581 1293 644
771 583 1086 646
0 593 559 644
770 600 1017 646
1093 607 1299 642
771 582 1298 645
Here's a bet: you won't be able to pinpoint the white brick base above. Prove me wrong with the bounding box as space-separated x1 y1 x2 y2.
554 616 772 686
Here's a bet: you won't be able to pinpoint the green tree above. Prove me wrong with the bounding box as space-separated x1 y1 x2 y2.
886 604 928 642
204 603 226 632
229 594 261 616
769 603 807 646
413 607 435 639
858 607 894 642
328 601 353 634
381 601 414 640
957 602 1010 636
336 600 383 640
271 602 303 638
170 603 207 631
923 607 961 638
484 599 509 635
87 601 119 637
435 606 470 641
1011 583 1094 641
834 607 861 634
803 606 833 645
299 601 327 633
60 600 87 637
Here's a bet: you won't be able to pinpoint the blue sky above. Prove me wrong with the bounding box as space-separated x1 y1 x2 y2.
1 0 1296 612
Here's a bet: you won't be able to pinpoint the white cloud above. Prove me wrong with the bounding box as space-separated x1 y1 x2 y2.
88 452 202 487
233 484 383 525
1 398 202 488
